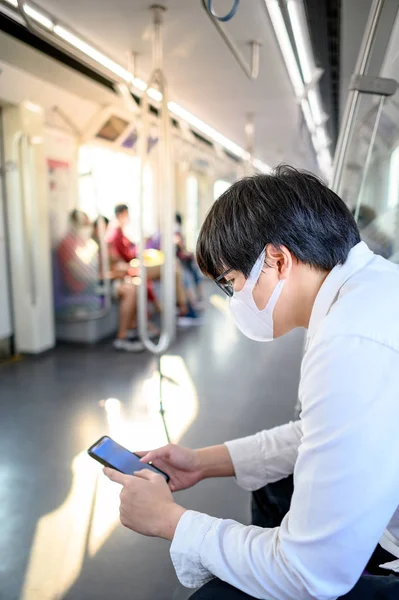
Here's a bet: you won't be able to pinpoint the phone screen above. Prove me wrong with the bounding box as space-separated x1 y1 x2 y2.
89 437 169 481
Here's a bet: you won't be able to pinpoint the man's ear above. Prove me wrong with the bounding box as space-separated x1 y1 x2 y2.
265 245 293 278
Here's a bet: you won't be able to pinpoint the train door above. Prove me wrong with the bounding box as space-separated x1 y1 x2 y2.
0 107 13 356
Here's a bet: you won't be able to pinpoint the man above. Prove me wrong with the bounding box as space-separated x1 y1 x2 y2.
105 167 399 599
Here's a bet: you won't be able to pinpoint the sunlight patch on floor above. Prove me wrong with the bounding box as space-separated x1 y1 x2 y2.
21 355 198 600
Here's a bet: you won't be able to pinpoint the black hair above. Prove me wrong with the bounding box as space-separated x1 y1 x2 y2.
175 212 183 225
69 209 88 226
196 165 361 279
94 215 109 228
115 204 129 216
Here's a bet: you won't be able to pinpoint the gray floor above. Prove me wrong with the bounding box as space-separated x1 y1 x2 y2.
0 291 304 600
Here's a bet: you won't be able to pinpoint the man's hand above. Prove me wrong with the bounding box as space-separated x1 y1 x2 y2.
103 468 186 541
137 444 204 492
138 443 235 491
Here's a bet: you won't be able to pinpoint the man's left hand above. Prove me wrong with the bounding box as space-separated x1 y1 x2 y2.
103 468 187 541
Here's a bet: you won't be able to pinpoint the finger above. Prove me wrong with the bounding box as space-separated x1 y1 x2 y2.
134 469 158 481
103 468 129 486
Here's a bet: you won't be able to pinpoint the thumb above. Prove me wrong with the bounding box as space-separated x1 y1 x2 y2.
140 450 159 464
140 444 172 464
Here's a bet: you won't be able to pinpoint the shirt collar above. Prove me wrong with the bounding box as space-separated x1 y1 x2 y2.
307 242 374 339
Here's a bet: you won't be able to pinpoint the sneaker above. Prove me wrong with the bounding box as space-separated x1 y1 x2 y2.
113 338 145 352
194 299 206 311
177 316 204 327
127 325 160 340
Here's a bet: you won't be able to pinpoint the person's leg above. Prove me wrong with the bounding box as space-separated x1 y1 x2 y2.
114 283 144 352
339 574 399 599
116 283 137 339
251 475 294 528
190 573 399 600
146 262 188 315
175 262 190 315
190 579 256 599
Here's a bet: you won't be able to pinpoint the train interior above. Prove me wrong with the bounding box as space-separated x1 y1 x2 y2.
1 0 399 598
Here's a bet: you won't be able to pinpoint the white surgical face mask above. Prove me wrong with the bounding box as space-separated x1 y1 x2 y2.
229 249 285 342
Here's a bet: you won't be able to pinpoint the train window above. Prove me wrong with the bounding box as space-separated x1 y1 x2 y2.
185 175 199 253
78 145 155 238
388 145 399 209
213 179 231 200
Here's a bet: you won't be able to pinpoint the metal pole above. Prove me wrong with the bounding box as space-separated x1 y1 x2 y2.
330 0 385 194
354 96 385 221
137 5 175 355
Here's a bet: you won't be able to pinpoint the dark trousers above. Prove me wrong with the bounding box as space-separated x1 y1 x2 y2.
190 476 399 599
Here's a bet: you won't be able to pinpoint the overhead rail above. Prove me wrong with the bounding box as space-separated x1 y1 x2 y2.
1 0 271 171
201 0 260 80
330 0 398 196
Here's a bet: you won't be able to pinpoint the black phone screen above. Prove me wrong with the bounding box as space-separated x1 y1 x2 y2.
89 436 169 481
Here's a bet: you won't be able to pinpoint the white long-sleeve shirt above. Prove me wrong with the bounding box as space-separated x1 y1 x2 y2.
170 242 399 599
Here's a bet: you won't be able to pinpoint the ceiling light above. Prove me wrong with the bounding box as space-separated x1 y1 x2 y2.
168 101 250 161
317 147 332 179
314 126 330 151
147 87 163 102
307 88 325 127
53 25 132 82
301 99 314 132
252 158 272 174
4 0 18 7
286 0 314 84
265 0 304 97
132 77 147 92
23 3 53 29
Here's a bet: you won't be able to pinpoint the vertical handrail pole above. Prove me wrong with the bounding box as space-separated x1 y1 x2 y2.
330 0 385 194
354 96 385 221
138 5 175 355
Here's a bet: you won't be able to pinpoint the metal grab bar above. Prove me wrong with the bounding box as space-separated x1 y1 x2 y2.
353 95 385 222
137 5 176 356
330 0 385 194
201 0 260 80
13 132 37 306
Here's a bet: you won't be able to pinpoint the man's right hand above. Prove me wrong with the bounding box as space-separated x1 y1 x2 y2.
137 445 204 492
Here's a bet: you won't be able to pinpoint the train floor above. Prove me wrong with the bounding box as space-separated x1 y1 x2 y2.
0 288 304 600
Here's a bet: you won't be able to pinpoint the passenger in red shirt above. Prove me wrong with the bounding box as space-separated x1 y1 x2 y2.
106 204 137 264
107 204 197 323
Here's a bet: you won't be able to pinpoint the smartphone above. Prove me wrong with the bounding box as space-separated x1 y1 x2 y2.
88 435 169 482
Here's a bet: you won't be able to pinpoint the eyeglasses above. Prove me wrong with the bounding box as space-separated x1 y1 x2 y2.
214 268 234 297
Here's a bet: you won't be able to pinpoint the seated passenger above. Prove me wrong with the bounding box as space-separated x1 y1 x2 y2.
57 209 99 295
107 204 201 325
93 214 145 353
175 212 204 309
105 167 399 600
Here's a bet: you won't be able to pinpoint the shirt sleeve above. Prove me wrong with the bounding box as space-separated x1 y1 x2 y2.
171 336 399 599
224 420 302 491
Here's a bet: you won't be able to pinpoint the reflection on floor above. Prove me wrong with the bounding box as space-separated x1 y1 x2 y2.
0 292 304 600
